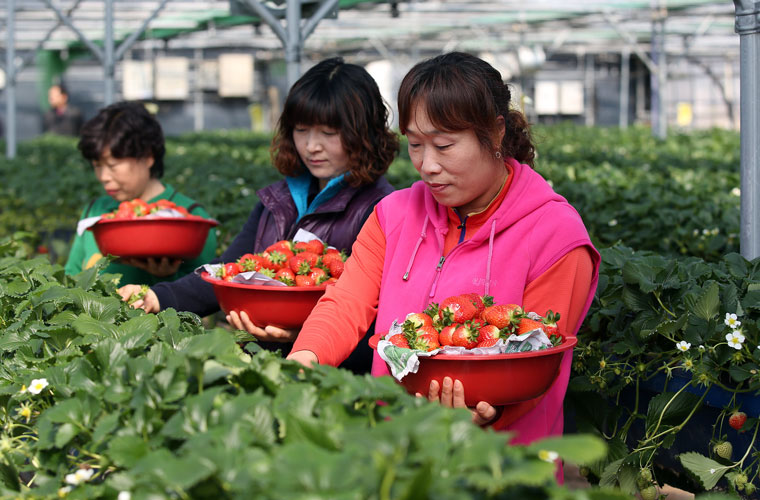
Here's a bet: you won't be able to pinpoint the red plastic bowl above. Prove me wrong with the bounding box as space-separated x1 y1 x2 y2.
89 216 218 259
200 272 326 329
369 333 577 406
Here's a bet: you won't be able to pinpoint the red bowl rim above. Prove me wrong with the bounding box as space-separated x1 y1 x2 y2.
369 332 577 360
199 271 328 291
91 216 218 227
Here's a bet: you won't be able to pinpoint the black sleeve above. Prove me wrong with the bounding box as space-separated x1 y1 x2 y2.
152 202 265 317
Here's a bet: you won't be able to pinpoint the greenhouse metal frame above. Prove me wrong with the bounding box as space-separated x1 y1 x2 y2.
0 0 758 258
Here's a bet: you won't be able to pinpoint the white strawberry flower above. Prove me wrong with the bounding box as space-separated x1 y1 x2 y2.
726 330 745 350
64 468 94 486
731 187 741 197
27 378 49 395
725 313 741 329
117 492 132 500
676 341 691 352
58 486 72 497
608 219 618 227
538 449 559 463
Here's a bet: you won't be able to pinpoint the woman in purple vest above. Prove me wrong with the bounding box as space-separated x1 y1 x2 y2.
119 57 398 373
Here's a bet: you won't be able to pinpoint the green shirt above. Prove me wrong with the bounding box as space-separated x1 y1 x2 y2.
64 184 217 286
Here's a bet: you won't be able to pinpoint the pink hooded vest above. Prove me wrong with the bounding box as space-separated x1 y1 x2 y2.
373 158 600 445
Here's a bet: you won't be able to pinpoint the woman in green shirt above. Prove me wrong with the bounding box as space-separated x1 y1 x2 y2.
64 101 216 286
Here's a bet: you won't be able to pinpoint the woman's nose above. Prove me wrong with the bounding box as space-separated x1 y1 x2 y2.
306 133 322 152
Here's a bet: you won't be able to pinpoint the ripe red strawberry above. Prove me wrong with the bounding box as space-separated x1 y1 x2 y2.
461 293 494 316
452 322 479 349
289 254 313 274
238 253 261 272
404 312 434 330
729 411 747 431
266 240 293 255
222 262 242 281
438 324 458 346
542 310 561 337
295 239 325 255
413 328 440 351
475 337 499 348
439 295 478 324
388 334 410 349
516 317 544 336
295 275 316 287
308 267 328 284
274 268 295 285
478 323 503 342
262 250 289 271
321 251 345 267
482 304 524 330
324 277 339 285
327 259 344 278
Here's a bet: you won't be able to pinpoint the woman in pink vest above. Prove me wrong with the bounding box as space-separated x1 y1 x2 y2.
287 52 600 476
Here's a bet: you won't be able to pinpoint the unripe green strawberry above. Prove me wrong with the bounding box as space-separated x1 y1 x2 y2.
578 466 590 478
714 441 733 460
735 473 748 487
744 482 756 494
639 485 658 500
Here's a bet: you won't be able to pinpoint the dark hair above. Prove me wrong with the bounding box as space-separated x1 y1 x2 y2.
271 57 399 187
397 51 535 166
78 101 165 178
51 82 69 96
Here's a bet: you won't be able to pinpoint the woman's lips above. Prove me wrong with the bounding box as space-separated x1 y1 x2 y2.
426 182 448 194
106 189 119 196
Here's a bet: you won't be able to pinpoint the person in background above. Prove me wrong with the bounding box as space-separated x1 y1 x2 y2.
43 83 83 136
284 52 600 480
65 101 217 286
119 57 399 374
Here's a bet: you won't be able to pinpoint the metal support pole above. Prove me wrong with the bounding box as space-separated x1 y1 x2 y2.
104 0 115 104
650 0 667 139
584 53 595 126
5 0 16 159
193 48 204 132
620 48 630 129
285 0 302 88
734 0 760 260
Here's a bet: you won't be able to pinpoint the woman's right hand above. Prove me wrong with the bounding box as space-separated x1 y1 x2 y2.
226 310 299 343
118 284 160 313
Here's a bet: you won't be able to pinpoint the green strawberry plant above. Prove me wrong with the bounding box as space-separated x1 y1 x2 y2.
569 244 760 497
0 233 624 499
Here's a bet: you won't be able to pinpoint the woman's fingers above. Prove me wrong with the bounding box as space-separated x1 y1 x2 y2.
472 401 499 426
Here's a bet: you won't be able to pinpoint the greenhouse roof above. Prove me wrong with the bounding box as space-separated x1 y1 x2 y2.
0 0 741 61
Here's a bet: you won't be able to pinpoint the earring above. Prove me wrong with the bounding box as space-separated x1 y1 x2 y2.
494 151 502 159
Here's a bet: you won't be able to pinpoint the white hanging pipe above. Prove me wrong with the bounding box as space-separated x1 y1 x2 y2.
5 0 16 159
734 0 760 260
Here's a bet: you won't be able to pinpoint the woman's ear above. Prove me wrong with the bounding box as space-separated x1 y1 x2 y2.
141 156 155 169
494 115 506 147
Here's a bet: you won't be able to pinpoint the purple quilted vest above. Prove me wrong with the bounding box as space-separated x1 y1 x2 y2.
253 176 394 254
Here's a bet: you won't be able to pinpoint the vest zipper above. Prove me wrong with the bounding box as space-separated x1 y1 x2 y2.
429 256 446 298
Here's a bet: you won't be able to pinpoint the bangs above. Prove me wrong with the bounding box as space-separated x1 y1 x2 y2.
281 84 342 129
399 69 493 136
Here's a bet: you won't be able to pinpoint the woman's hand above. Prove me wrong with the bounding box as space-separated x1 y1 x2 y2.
420 376 499 426
226 310 299 342
118 284 160 313
286 350 319 367
121 257 182 277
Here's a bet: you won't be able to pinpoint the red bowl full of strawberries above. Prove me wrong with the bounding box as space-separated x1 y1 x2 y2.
200 272 327 329
370 294 575 406
89 198 218 259
200 238 346 329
